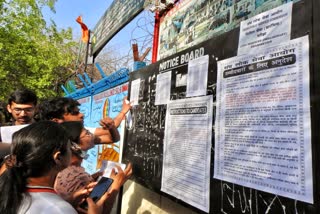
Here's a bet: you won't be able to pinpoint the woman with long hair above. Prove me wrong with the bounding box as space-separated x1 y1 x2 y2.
55 121 133 213
0 121 129 214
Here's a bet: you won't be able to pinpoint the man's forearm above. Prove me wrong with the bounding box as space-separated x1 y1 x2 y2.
108 126 120 142
113 111 126 128
93 127 120 144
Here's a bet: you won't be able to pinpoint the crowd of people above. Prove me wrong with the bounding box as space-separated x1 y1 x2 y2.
0 88 132 214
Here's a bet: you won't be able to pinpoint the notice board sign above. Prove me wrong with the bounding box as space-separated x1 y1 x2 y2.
123 1 320 213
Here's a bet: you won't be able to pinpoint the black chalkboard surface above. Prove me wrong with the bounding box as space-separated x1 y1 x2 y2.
122 1 320 213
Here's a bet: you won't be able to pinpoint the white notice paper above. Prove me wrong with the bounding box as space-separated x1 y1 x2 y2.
155 71 172 105
161 95 212 213
238 2 292 55
0 124 29 143
215 36 312 203
130 78 141 106
99 160 126 177
186 55 209 97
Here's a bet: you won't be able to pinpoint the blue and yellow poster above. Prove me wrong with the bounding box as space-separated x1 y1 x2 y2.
80 83 129 174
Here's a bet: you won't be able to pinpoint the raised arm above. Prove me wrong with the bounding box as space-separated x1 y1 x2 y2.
94 117 120 144
93 96 132 145
113 96 132 128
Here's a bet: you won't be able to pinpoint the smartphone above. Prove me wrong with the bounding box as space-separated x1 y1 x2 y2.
80 177 113 209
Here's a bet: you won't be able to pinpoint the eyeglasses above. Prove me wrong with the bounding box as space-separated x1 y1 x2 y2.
12 107 34 114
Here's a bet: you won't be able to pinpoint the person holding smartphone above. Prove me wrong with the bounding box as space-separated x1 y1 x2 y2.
0 121 94 213
0 121 132 214
81 164 132 214
55 121 133 212
55 121 101 204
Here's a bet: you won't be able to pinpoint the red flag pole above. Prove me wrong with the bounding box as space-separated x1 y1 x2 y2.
152 12 160 63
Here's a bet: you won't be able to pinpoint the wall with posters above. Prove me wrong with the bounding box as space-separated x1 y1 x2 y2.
122 0 320 213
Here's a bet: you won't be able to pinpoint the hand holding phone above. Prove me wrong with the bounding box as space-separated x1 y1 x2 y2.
80 177 113 209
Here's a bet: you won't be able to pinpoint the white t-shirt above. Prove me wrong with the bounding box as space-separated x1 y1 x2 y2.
85 127 96 135
18 190 77 214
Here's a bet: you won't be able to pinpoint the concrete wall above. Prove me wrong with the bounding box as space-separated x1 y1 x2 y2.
121 180 198 214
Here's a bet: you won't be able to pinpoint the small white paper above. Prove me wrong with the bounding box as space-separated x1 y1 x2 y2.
186 55 209 97
130 78 141 106
0 124 29 143
155 71 172 105
99 160 127 177
175 73 187 87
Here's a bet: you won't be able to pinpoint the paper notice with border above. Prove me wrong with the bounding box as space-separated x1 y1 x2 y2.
215 36 312 203
161 95 212 213
238 2 292 55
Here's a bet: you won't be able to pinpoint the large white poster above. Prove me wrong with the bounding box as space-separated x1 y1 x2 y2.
162 95 212 213
215 36 313 203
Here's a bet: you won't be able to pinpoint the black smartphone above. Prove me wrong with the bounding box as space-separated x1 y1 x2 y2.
80 177 113 209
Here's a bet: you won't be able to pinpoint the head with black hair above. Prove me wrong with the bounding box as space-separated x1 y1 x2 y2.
38 97 84 123
7 88 37 106
6 88 38 125
0 121 71 213
60 121 95 152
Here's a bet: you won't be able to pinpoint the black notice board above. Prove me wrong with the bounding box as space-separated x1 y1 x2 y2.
122 1 320 213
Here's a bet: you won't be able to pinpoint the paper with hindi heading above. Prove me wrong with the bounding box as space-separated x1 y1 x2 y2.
215 36 313 203
238 2 292 55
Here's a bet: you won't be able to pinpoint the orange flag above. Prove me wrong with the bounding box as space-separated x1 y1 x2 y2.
76 16 89 43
